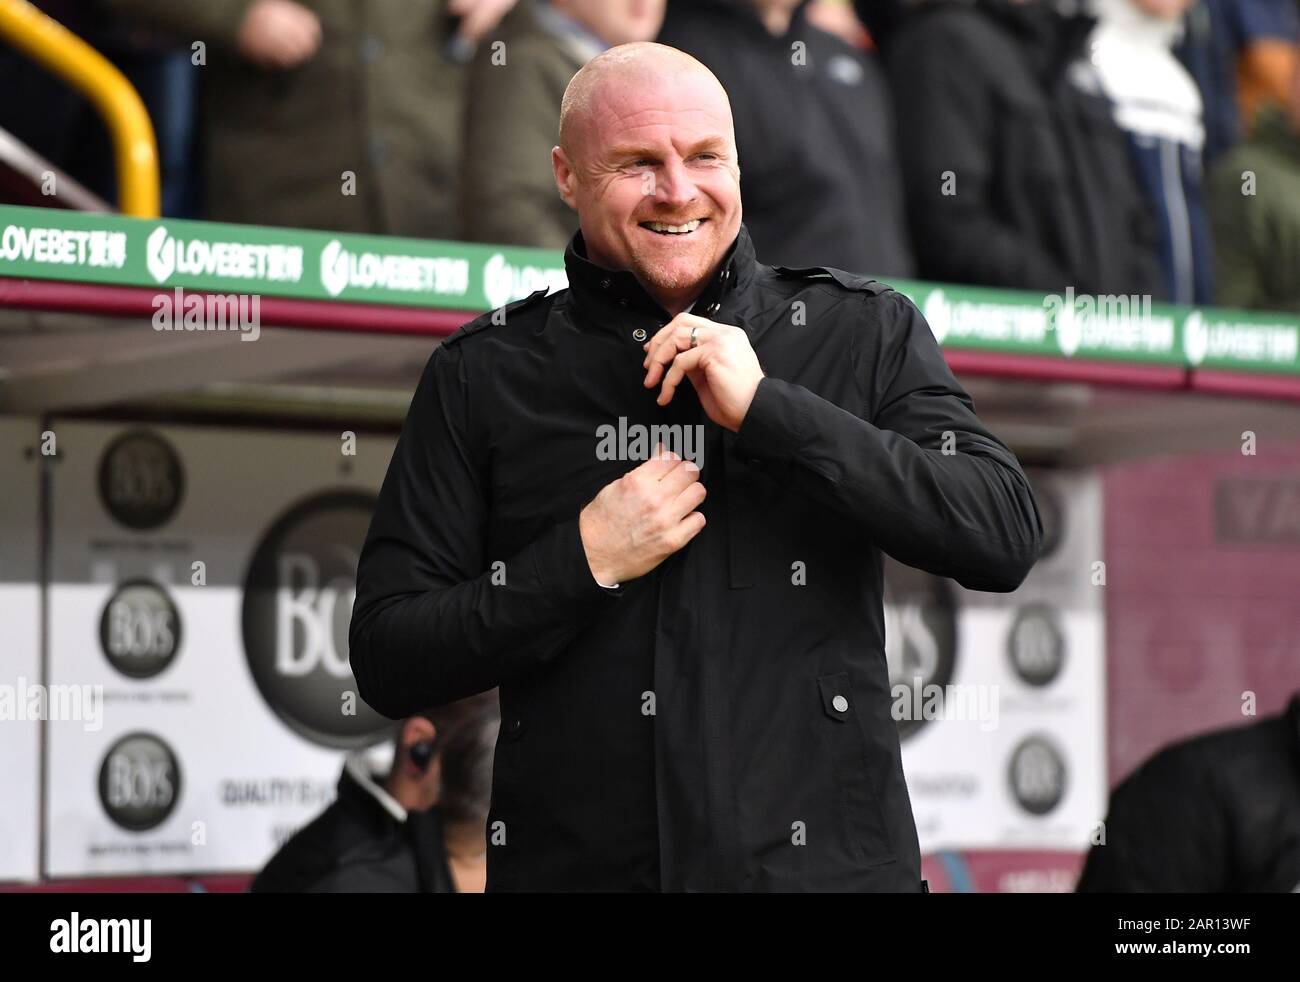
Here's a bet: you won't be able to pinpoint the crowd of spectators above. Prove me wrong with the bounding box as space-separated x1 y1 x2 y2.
1 0 1298 311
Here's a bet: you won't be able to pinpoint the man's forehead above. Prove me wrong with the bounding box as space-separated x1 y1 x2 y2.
583 78 733 150
590 66 728 115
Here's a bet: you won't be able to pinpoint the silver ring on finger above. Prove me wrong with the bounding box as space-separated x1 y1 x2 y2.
689 325 699 348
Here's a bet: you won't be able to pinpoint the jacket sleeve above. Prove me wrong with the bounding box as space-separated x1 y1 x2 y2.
348 341 622 719
732 289 1042 592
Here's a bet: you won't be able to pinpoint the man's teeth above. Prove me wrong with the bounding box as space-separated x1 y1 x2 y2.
642 220 702 234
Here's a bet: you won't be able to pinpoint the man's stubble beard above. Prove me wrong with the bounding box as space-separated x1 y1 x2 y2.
630 232 726 301
633 254 704 295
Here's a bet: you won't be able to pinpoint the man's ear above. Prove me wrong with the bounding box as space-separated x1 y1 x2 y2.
402 716 435 752
553 146 579 211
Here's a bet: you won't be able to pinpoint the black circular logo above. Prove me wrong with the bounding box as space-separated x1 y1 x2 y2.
1008 735 1067 816
98 732 182 832
883 557 958 741
1007 604 1066 688
99 580 182 679
241 490 390 749
98 430 185 530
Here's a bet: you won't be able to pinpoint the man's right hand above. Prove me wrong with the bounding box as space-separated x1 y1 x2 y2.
237 0 323 70
579 447 707 586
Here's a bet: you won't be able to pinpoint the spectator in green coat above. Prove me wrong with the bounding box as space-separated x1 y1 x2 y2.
1208 58 1300 311
104 0 515 236
458 0 665 249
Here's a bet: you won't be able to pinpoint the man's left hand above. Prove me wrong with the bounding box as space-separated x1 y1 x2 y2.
642 314 765 432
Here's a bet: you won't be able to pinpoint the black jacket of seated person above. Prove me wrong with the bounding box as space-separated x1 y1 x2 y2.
250 754 455 893
1077 694 1300 892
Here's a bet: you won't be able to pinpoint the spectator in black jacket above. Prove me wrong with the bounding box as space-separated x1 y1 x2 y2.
1077 694 1300 892
656 0 915 277
888 0 1163 297
251 694 498 893
1073 0 1213 305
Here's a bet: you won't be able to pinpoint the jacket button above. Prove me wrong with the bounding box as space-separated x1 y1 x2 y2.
632 328 647 342
600 277 611 289
507 718 524 736
706 302 721 315
832 695 849 713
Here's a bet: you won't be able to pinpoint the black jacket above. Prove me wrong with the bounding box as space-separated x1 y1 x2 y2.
250 761 455 893
656 0 915 278
1076 695 1300 892
349 223 1043 891
887 0 1163 296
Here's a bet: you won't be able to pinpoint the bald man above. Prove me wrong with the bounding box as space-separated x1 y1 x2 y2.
351 42 1043 892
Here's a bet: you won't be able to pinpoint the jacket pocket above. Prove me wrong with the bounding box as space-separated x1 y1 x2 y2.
817 671 896 867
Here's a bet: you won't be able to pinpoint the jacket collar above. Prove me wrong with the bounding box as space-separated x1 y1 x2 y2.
563 223 759 331
531 0 608 64
342 751 408 824
976 0 1095 84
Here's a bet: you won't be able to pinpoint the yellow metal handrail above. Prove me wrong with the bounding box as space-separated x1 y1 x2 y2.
0 0 159 216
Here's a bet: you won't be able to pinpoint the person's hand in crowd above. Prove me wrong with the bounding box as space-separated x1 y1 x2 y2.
446 0 519 43
237 0 323 70
579 447 707 586
642 315 765 433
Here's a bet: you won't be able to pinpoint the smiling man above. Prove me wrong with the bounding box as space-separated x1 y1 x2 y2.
350 41 1043 892
550 44 743 316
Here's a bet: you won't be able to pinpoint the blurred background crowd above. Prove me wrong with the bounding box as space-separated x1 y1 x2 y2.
2 0 1299 314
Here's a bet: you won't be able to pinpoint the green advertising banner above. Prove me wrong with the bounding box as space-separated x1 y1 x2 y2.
892 281 1187 367
1 204 1297 376
0 204 566 312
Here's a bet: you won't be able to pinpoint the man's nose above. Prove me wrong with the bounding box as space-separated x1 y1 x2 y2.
653 157 697 210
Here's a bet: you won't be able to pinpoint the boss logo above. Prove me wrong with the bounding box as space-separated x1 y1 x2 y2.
98 732 182 832
242 491 389 748
99 580 181 680
1007 604 1066 688
97 430 184 531
1008 734 1067 816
